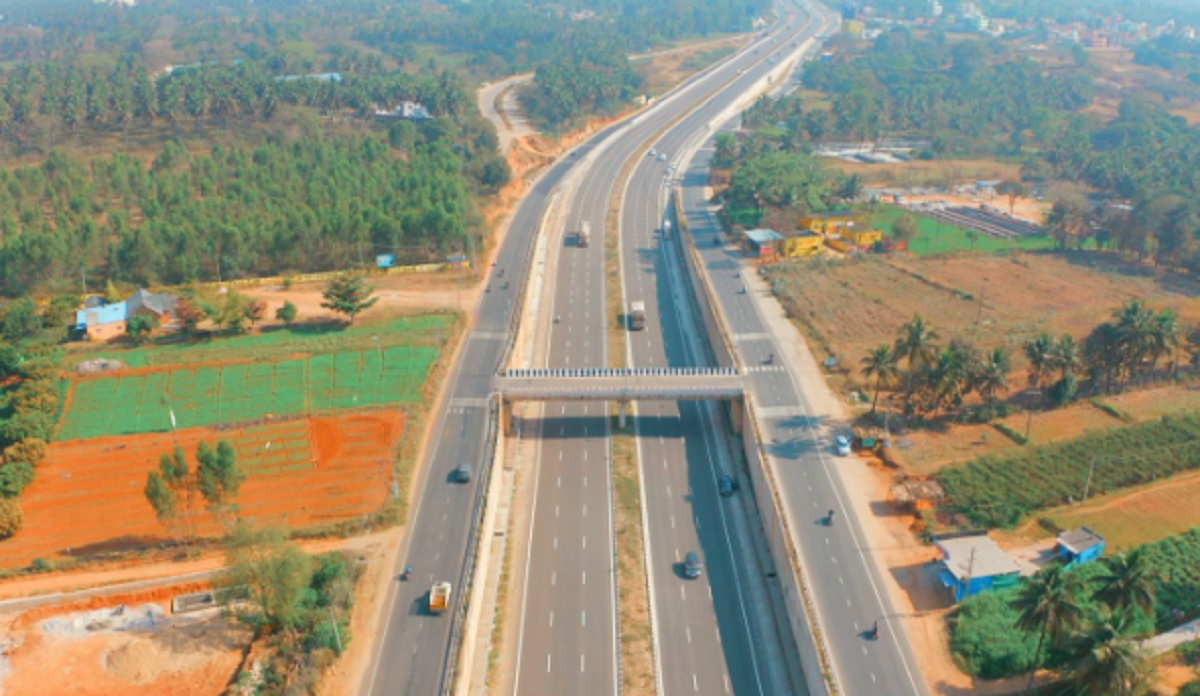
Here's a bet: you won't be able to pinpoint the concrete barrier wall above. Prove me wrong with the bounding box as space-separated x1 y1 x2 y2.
742 399 835 696
669 189 740 371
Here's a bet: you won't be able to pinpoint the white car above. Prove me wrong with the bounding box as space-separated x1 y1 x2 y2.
658 152 667 162
649 148 657 157
834 435 852 457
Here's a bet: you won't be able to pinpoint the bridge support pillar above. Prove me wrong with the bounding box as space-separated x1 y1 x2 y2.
501 398 514 437
617 400 629 430
729 397 743 435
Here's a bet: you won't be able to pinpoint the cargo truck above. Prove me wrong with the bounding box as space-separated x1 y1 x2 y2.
629 301 646 331
429 581 451 614
578 222 590 248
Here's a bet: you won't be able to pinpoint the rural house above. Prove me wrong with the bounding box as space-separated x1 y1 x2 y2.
73 288 179 342
1056 527 1106 567
934 531 1022 602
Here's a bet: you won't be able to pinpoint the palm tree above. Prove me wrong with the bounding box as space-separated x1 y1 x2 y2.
895 315 940 411
1053 334 1081 380
861 344 900 414
1092 551 1156 621
975 347 1011 405
1025 333 1056 390
1067 616 1150 696
1012 564 1087 691
1113 301 1155 385
1148 309 1182 379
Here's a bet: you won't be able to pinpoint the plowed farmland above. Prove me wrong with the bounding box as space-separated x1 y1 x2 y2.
0 413 402 569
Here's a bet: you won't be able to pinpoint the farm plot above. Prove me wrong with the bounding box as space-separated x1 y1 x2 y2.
0 412 402 569
771 251 1200 380
57 345 436 440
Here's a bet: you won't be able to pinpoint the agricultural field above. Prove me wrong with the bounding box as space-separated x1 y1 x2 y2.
769 251 1200 384
59 346 435 440
998 471 1200 554
937 412 1200 528
871 205 1055 256
1 413 401 569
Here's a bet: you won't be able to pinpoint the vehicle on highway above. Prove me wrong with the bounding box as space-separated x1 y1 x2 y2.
714 235 722 247
657 152 668 162
453 462 473 483
719 474 737 497
629 301 646 331
649 148 657 157
429 581 452 614
683 551 703 579
834 435 851 457
578 221 591 248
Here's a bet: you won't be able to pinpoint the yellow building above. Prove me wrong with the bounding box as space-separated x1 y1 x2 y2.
845 227 883 248
779 230 824 258
798 212 865 237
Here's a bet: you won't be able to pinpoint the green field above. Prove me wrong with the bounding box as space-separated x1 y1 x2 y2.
65 314 456 370
872 205 1055 256
58 344 438 440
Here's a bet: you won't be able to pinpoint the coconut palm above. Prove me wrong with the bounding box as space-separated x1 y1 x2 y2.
975 347 1011 405
1092 551 1156 621
1053 334 1081 380
895 314 939 371
1148 309 1182 378
1024 333 1055 390
1012 564 1087 690
1113 300 1155 384
861 343 900 414
1067 616 1151 696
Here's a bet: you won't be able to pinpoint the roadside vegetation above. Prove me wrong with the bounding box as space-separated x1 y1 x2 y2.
951 529 1200 685
223 524 361 695
610 419 656 695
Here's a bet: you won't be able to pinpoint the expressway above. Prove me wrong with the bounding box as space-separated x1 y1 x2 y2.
675 112 931 695
513 4 838 696
363 2 861 695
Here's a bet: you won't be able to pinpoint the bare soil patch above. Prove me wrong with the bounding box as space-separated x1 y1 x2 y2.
2 412 404 569
824 158 1023 190
0 583 250 696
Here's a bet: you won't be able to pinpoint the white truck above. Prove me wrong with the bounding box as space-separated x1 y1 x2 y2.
629 301 646 331
578 221 590 248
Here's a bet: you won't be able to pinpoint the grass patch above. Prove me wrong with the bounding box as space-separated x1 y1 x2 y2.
992 421 1028 446
872 205 1054 256
611 416 655 696
488 468 518 684
65 314 456 370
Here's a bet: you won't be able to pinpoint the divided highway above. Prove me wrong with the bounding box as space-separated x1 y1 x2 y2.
677 115 930 695
363 1 911 694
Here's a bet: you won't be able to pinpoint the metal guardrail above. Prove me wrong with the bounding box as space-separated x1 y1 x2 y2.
440 394 500 694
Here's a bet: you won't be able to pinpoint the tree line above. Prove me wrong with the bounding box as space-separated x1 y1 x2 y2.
0 133 480 295
524 24 643 130
861 300 1191 426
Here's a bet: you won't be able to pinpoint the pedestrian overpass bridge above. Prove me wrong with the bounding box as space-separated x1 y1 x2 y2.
494 366 748 432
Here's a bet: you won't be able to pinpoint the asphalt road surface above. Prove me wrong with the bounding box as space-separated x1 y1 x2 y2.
363 2 864 694
678 121 931 696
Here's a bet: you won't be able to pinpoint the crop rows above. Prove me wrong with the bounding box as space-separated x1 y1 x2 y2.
938 413 1200 527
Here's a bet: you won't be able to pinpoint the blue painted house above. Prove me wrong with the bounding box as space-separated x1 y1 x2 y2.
1056 527 1106 567
935 531 1022 602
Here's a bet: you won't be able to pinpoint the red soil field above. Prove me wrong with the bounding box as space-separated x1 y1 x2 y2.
0 412 403 569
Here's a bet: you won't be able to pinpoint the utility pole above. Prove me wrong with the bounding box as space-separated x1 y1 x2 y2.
1081 458 1096 503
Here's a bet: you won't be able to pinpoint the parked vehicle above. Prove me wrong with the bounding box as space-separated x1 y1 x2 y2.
834 435 851 457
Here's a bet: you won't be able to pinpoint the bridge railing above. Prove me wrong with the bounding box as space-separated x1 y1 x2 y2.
502 366 738 379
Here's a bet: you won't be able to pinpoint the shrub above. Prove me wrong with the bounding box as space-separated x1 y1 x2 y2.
949 590 1038 678
1178 639 1200 666
0 410 55 447
0 462 35 498
940 413 1200 527
1180 680 1200 696
0 498 23 537
1047 374 1077 407
4 438 47 467
992 421 1027 445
